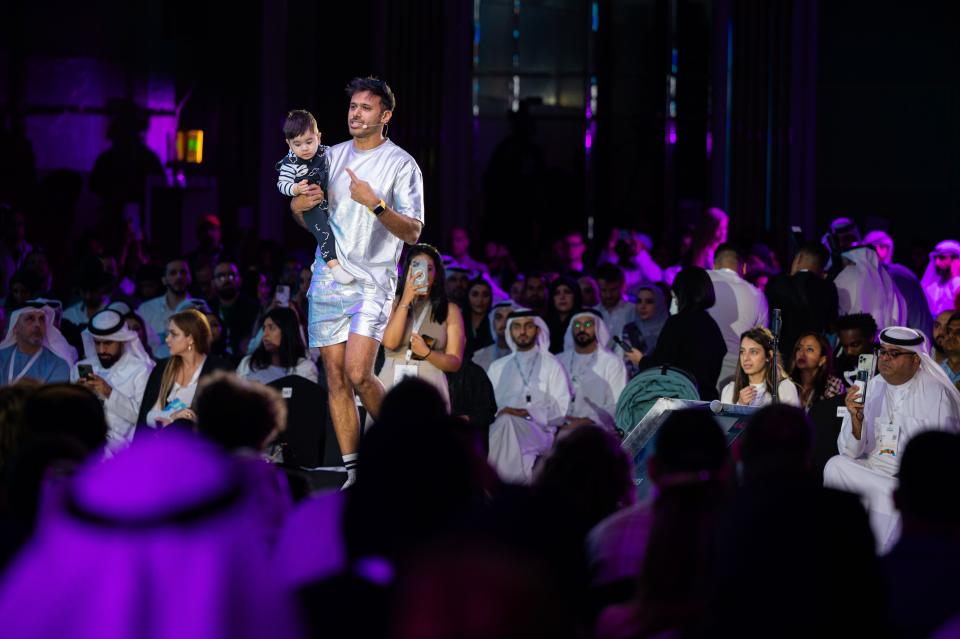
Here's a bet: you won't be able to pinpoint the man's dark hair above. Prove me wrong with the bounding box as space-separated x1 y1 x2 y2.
194 372 286 452
713 243 742 265
950 312 960 325
653 409 727 474
345 76 396 112
797 241 830 271
671 266 716 312
740 405 812 480
836 313 878 341
896 431 960 525
283 109 318 140
249 307 308 371
594 262 625 284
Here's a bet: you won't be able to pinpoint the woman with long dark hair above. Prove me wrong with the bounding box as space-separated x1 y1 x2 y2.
461 276 494 359
236 307 317 385
788 332 845 411
721 326 800 407
545 275 583 353
630 267 727 400
379 244 465 409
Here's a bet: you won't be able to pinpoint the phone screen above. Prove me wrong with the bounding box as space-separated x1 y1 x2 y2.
78 364 93 378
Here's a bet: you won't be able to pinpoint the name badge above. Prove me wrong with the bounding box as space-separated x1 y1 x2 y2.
836 406 849 418
394 364 419 383
281 387 293 399
878 420 900 457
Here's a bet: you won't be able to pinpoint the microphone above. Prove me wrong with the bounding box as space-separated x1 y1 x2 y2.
771 308 782 339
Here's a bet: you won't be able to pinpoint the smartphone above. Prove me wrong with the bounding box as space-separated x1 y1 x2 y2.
410 257 429 291
275 285 290 308
78 364 94 379
612 336 635 352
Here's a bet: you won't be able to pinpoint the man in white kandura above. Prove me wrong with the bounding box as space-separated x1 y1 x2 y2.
0 302 74 386
487 309 571 484
71 309 156 450
824 327 960 551
471 300 516 371
557 309 626 431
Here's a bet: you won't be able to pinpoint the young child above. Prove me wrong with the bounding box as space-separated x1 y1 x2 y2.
276 109 354 284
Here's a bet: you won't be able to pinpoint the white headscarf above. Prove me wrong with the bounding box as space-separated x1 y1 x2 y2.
920 240 960 313
863 230 894 264
1 302 78 366
504 309 550 354
879 327 960 412
835 246 906 330
562 308 612 353
80 309 154 368
488 300 517 340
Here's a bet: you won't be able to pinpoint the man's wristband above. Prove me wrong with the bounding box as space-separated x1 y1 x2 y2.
369 199 386 216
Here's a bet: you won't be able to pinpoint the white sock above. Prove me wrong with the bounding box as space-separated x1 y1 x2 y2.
341 453 358 490
330 264 355 284
341 468 357 490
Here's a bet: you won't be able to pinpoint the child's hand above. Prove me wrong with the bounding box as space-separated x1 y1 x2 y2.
292 179 310 197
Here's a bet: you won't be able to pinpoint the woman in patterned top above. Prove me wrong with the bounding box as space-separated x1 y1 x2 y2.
789 332 846 411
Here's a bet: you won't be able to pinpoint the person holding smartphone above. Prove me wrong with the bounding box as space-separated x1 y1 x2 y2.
379 245 465 414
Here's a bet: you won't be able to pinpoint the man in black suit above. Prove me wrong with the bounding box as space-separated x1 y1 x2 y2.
765 242 839 366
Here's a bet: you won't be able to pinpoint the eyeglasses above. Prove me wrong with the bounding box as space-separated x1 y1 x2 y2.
876 348 913 360
573 320 595 329
214 272 238 280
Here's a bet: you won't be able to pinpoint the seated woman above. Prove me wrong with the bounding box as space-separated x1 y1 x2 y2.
720 326 801 407
379 244 465 411
237 307 317 385
461 276 494 360
545 275 583 354
626 267 726 401
788 332 845 411
621 283 668 377
137 309 234 428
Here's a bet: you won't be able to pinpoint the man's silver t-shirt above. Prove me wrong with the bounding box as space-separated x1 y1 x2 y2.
316 138 425 294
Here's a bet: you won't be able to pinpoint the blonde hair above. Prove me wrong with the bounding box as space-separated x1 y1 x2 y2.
157 309 212 407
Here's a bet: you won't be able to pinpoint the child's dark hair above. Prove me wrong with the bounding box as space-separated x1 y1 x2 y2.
345 77 396 112
283 109 318 140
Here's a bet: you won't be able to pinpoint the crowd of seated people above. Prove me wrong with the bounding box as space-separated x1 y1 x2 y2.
0 203 958 636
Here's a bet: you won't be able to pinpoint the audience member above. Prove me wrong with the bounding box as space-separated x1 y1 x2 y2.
884 431 960 639
578 274 600 308
764 241 839 365
824 326 960 551
834 312 879 380
557 309 626 431
62 258 111 330
720 327 801 407
595 409 729 639
559 230 587 273
444 262 472 307
0 431 302 639
789 332 845 410
864 229 934 341
70 309 155 450
588 409 728 608
194 371 287 454
933 308 955 364
940 312 960 390
635 267 726 401
186 213 226 273
707 404 885 638
209 261 260 358
236 307 317 385
136 258 192 358
472 300 516 371
521 271 548 315
446 358 498 436
707 244 769 387
544 275 582 354
3 270 43 320
380 244 465 412
595 263 632 346
620 284 667 377
461 276 494 359
834 243 906 330
487 310 571 483
0 304 72 385
921 240 960 318
449 227 488 273
137 309 233 428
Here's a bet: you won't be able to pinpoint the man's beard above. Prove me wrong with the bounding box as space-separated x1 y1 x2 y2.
574 332 596 347
514 337 536 350
934 339 946 356
97 353 120 369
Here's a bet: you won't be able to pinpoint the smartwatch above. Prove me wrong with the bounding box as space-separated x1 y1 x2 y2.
370 199 386 216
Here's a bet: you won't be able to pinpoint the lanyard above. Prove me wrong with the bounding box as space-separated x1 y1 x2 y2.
512 353 539 404
405 304 431 362
8 348 43 384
